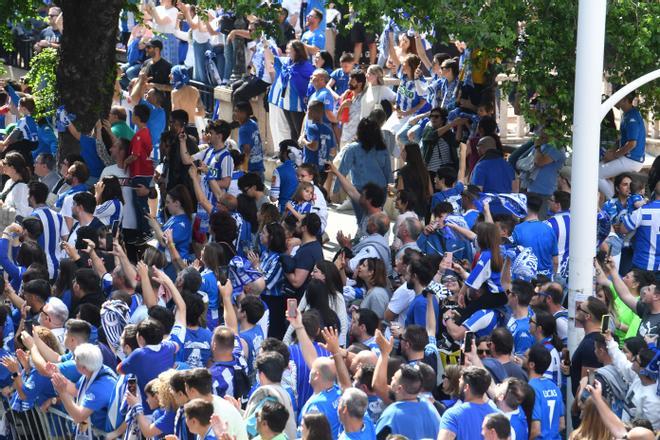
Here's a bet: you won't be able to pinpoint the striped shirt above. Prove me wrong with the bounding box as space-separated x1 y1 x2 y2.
465 250 504 293
31 206 68 279
271 57 313 112
462 309 499 337
261 251 284 296
94 199 123 227
541 337 562 388
289 342 330 408
622 200 660 270
395 67 429 114
545 211 570 278
195 145 228 206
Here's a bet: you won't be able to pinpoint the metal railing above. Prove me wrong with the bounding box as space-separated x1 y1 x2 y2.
0 401 107 440
0 37 35 71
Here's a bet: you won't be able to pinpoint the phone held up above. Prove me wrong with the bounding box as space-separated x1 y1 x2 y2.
287 298 298 319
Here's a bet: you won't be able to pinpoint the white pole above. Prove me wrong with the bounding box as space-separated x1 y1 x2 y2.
599 69 660 120
566 0 607 431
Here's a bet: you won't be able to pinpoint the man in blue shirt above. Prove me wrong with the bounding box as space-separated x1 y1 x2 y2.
306 71 337 125
505 280 535 356
281 213 324 295
527 344 565 439
470 136 516 193
301 8 326 57
405 258 440 332
621 182 660 271
298 357 342 438
512 194 558 277
598 91 647 199
338 388 376 440
438 366 497 439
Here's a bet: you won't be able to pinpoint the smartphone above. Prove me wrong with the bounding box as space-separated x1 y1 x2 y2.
217 265 228 285
111 220 120 237
24 318 33 335
127 377 137 394
323 163 331 172
14 215 24 225
194 159 202 168
286 298 298 318
595 249 607 267
601 314 611 333
106 232 114 252
464 331 475 353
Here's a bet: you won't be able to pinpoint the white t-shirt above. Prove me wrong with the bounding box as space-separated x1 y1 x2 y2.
360 85 397 120
212 395 248 440
151 6 179 34
101 165 137 230
387 283 415 327
311 185 328 231
3 180 31 217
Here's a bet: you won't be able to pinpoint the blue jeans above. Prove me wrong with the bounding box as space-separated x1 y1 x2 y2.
132 176 152 234
192 41 210 83
223 40 235 82
211 45 226 82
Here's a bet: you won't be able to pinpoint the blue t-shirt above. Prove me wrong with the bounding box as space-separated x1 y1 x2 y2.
506 315 534 355
507 408 529 440
439 401 497 439
301 28 326 51
289 343 330 408
160 214 193 262
620 107 646 162
153 408 176 436
140 98 166 154
176 326 212 369
529 377 564 440
338 418 376 440
405 293 439 334
527 144 566 195
375 400 441 440
119 339 179 415
512 220 558 276
239 324 265 376
201 268 219 313
308 88 335 123
79 135 105 178
77 367 117 432
330 68 350 96
431 181 464 213
238 119 265 172
471 155 516 193
298 384 342 438
304 120 336 166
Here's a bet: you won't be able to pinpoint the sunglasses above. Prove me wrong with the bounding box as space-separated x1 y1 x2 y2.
429 114 443 119
477 349 489 356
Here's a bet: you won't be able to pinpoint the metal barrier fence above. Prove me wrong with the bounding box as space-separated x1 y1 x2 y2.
0 401 107 440
190 79 216 116
0 37 35 71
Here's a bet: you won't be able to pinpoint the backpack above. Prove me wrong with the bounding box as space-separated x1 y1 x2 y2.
232 362 251 405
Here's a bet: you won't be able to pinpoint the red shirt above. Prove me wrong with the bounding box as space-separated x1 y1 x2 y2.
129 127 154 177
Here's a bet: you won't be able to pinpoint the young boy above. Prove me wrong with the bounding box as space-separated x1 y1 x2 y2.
238 295 266 378
233 101 265 180
125 103 153 235
299 100 336 170
328 52 356 98
431 166 465 214
184 398 217 439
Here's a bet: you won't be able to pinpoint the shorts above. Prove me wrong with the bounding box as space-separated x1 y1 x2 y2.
350 22 376 46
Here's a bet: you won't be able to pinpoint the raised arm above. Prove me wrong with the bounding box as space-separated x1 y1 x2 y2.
320 327 351 390
327 160 360 201
588 380 627 439
599 259 638 311
136 262 159 308
425 292 436 337
287 311 318 369
372 329 394 403
219 279 238 333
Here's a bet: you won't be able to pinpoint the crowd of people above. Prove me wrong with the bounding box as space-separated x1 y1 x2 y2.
0 2 658 440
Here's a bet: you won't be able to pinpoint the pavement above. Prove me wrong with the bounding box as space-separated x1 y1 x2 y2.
321 203 360 260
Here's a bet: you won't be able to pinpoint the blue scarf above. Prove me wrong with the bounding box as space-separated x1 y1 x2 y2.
279 59 314 107
170 65 190 90
55 183 88 209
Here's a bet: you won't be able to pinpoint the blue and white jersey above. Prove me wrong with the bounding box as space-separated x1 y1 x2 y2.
238 119 264 172
94 199 123 227
210 145 234 196
31 206 68 279
395 67 429 114
465 250 504 293
261 251 284 296
271 160 298 212
462 309 499 337
194 145 224 206
545 211 570 278
505 408 528 440
272 57 313 112
289 200 313 216
176 326 212 369
541 337 562 388
622 200 660 270
16 116 39 142
529 377 564 440
239 325 264 377
602 197 627 225
250 38 278 84
267 62 286 106
439 78 458 110
506 315 534 356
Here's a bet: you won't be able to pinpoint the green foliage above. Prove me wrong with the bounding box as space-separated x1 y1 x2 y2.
25 47 59 119
341 0 660 145
0 0 46 49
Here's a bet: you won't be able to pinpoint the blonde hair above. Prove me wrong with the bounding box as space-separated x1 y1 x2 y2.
155 370 178 411
367 65 384 85
34 326 63 355
443 364 462 397
569 399 612 440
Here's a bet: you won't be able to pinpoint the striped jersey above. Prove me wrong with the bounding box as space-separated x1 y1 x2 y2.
545 211 570 278
465 250 504 293
94 199 123 227
289 342 331 408
541 337 562 388
261 251 284 296
31 206 68 279
271 57 312 112
395 67 429 114
249 38 278 84
271 160 298 212
622 200 660 270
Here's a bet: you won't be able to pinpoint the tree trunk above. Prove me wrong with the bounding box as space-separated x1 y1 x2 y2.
56 0 124 162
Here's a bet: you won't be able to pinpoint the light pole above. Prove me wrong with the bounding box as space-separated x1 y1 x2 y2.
566 0 607 431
